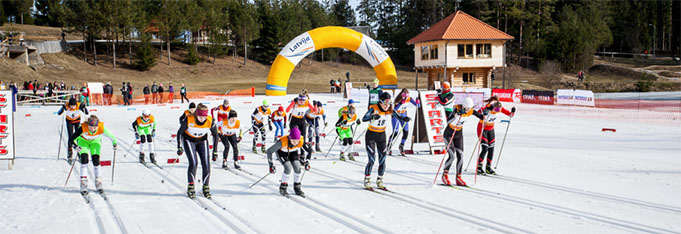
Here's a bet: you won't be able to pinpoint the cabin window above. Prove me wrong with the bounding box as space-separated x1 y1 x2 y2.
476 44 492 58
421 45 429 60
430 44 438 59
458 44 474 59
463 73 476 84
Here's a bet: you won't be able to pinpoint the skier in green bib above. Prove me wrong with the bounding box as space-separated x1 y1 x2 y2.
367 79 383 110
68 115 118 196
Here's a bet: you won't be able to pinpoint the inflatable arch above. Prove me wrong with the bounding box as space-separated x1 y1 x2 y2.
265 26 398 96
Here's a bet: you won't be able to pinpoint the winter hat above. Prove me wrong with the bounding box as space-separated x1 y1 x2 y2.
348 99 355 105
228 110 237 118
189 102 196 109
68 98 77 106
298 94 307 100
379 92 391 103
277 106 284 112
289 127 301 140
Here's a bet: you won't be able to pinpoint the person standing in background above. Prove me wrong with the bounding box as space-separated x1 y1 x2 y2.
151 81 158 104
80 83 90 106
121 82 129 106
143 85 151 104
127 82 133 105
168 83 174 103
180 83 189 103
158 83 165 103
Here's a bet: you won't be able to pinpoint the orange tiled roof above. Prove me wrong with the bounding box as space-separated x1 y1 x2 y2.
407 11 514 44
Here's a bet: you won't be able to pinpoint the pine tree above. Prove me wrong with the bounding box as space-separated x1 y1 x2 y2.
135 33 157 71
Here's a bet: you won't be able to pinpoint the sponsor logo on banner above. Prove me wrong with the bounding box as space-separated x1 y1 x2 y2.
0 91 15 160
512 89 522 103
556 89 594 106
279 32 315 65
419 91 446 148
521 90 554 105
492 88 515 102
356 36 390 67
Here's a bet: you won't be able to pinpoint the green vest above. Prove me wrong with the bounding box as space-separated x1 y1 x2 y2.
369 88 381 105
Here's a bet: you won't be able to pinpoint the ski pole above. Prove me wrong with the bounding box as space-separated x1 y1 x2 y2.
385 120 407 155
432 116 462 186
465 119 487 172
122 139 136 158
57 117 65 160
324 136 339 158
494 116 513 169
111 149 117 185
249 173 270 188
64 157 77 188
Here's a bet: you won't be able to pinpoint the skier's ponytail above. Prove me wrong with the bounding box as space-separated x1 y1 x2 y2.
484 96 499 105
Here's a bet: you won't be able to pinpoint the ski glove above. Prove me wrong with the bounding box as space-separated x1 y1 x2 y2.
269 125 273 131
177 147 184 156
371 114 381 120
336 120 347 127
135 133 140 139
73 145 82 153
112 144 118 150
403 116 411 122
482 109 490 115
356 119 361 124
511 107 516 113
152 129 156 137
269 163 276 174
237 137 242 143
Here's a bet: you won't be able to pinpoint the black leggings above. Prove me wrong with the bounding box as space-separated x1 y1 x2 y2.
80 153 100 166
66 121 79 148
139 134 153 143
364 131 387 176
181 93 189 103
477 129 496 165
220 134 239 160
252 122 267 146
443 128 464 174
183 138 211 185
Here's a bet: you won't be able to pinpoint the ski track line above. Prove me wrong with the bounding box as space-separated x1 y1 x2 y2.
232 168 390 234
306 168 529 234
391 154 681 214
346 158 678 234
117 138 258 234
86 169 130 234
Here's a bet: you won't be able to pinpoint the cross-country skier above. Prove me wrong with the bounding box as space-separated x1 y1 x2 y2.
251 99 272 153
305 100 326 153
216 110 244 169
285 92 316 167
476 96 515 175
442 98 483 186
176 104 219 199
179 102 197 124
361 92 410 190
266 127 306 197
367 79 383 109
388 88 420 156
338 99 356 117
211 99 231 122
68 115 118 196
437 82 455 118
335 106 361 161
271 106 287 140
132 110 157 164
58 97 89 162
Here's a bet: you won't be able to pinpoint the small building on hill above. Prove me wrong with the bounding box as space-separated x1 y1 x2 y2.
407 11 514 89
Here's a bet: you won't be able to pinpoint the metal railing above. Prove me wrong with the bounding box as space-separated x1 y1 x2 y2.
16 90 81 106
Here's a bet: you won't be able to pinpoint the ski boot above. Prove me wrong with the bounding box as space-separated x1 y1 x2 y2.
261 145 267 154
399 144 406 156
348 153 356 161
187 183 196 199
485 165 497 175
376 176 387 190
294 182 305 197
315 144 321 152
139 152 146 163
455 174 468 186
211 153 217 161
67 148 73 163
442 170 452 186
202 185 212 199
95 177 103 193
222 159 228 169
363 176 372 190
234 160 241 170
149 153 157 164
339 152 346 161
476 163 485 175
252 145 257 153
80 177 88 195
279 183 289 197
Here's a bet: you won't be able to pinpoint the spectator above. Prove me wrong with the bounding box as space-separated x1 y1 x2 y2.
46 82 53 101
0 81 6 90
180 83 189 103
23 81 29 90
104 82 113 105
80 83 90 106
151 81 158 104
158 83 164 103
335 79 342 93
168 83 174 103
60 81 66 91
143 84 151 104
345 71 350 82
127 82 133 105
121 82 129 105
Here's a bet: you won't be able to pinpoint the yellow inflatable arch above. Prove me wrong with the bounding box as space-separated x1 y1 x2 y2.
265 26 398 96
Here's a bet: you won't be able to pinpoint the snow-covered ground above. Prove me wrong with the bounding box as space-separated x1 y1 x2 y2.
2 93 680 234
